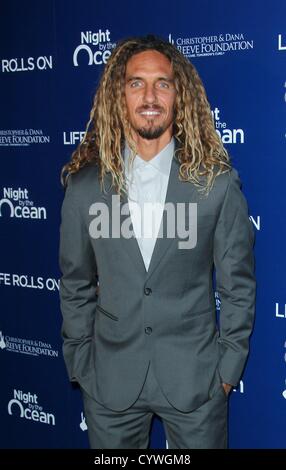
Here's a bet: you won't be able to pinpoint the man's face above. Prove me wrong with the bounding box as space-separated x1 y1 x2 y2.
124 50 176 140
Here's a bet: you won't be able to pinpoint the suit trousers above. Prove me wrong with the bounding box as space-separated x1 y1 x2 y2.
81 361 228 449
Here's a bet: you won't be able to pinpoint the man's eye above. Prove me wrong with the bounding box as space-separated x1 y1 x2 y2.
158 81 169 88
130 81 142 88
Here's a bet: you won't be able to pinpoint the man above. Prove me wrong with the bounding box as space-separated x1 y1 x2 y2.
59 34 256 449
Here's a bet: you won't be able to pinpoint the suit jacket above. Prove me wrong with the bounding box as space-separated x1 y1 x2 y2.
59 150 256 412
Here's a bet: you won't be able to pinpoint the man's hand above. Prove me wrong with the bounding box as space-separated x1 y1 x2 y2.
222 383 232 396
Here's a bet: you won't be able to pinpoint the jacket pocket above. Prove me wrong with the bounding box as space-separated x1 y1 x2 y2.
96 304 119 321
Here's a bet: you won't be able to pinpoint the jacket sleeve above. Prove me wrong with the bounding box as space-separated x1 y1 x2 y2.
59 173 98 382
213 168 256 386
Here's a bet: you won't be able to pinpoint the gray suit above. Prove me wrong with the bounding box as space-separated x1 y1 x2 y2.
59 149 256 435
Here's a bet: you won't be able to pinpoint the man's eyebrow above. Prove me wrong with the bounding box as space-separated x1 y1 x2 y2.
158 77 175 82
125 76 175 83
125 76 142 83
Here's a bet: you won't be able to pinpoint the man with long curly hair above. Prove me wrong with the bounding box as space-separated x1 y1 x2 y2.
59 34 256 449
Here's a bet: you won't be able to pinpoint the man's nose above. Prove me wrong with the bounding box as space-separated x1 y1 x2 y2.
143 84 157 103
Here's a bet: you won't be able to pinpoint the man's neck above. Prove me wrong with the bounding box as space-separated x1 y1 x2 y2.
133 132 173 161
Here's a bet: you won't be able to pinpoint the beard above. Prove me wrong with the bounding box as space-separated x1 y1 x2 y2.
136 125 165 140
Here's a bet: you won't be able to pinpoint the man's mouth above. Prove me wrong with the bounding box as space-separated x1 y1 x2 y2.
138 110 161 117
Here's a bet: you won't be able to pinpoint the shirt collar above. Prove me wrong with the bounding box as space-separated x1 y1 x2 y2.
124 137 175 177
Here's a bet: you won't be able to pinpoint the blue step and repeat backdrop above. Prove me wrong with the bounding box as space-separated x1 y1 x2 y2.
0 0 285 449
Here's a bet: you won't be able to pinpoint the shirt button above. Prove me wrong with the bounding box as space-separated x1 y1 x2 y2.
144 287 152 296
145 327 152 335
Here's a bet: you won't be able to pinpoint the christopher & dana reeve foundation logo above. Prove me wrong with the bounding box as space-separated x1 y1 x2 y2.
169 32 254 58
0 330 58 358
0 129 50 146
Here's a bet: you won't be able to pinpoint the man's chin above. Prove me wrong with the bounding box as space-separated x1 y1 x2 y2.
137 126 165 140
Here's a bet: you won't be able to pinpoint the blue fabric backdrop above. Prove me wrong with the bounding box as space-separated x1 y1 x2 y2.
0 0 285 448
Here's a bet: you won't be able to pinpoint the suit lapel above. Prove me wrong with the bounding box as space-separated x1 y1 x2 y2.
145 154 196 281
100 150 197 280
100 173 147 278
118 188 148 277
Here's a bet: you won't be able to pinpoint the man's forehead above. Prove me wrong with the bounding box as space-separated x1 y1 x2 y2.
125 50 173 75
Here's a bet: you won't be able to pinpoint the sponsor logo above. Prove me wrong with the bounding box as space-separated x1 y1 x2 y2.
0 129 50 147
278 34 286 51
1 56 53 73
0 272 59 291
8 389 55 425
73 29 116 66
249 216 261 231
169 33 254 58
0 331 6 350
0 330 58 358
215 291 221 310
233 380 244 394
282 341 286 399
212 107 244 144
0 187 47 219
80 412 88 431
275 303 286 319
284 82 286 141
63 130 85 145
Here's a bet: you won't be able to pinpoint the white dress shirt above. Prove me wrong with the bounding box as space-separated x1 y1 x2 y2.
124 137 175 271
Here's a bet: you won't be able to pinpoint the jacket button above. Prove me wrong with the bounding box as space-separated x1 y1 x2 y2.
145 327 152 335
144 287 152 295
